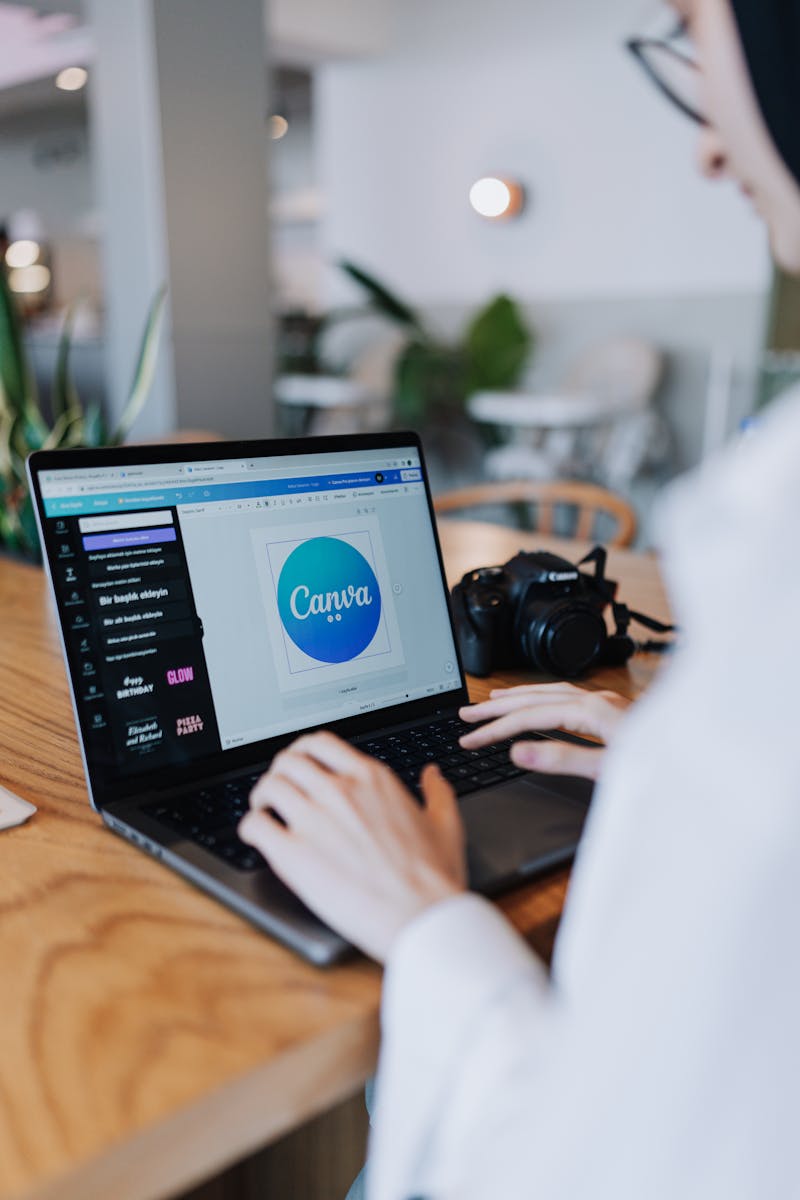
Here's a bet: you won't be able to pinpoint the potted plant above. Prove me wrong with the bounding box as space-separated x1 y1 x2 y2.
338 260 534 431
0 268 166 562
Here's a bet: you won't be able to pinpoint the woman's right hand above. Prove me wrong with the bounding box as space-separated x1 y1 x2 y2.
459 683 632 781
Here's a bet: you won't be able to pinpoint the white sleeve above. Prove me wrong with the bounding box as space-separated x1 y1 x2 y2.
365 396 800 1200
366 892 555 1200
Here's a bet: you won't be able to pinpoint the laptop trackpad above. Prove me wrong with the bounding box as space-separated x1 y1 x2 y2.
461 774 592 891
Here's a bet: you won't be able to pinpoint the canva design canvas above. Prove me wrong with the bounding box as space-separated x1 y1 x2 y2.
252 516 405 694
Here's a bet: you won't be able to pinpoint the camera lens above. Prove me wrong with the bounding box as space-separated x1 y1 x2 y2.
524 601 607 678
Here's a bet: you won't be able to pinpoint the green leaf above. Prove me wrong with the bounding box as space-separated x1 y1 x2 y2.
0 406 15 482
20 407 49 451
0 266 29 418
16 491 41 560
81 402 107 447
0 406 34 554
110 285 168 445
393 342 432 426
52 302 84 421
339 261 424 332
42 407 85 451
393 340 467 426
462 294 533 396
0 504 20 552
9 416 31 481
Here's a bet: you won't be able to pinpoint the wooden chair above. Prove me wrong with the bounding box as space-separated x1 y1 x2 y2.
432 479 637 547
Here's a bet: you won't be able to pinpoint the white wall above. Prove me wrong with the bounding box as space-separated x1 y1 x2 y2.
0 7 91 90
316 0 771 305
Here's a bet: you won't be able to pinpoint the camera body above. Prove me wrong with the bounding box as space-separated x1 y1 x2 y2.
452 549 618 678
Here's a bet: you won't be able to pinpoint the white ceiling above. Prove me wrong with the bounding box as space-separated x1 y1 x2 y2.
0 0 391 120
12 0 82 11
0 3 91 92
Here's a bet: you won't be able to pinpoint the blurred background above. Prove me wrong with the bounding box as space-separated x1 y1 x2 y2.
3 0 800 544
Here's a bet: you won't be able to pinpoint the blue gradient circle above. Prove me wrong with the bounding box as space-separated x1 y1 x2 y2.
277 536 382 663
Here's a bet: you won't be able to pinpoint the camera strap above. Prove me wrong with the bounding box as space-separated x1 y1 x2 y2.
578 546 677 660
610 601 676 655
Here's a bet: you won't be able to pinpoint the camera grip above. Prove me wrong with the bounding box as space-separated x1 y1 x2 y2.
451 582 498 677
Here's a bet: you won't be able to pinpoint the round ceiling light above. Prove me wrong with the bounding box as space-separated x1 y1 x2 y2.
9 264 52 295
270 115 289 140
469 176 525 220
55 66 88 92
5 240 40 270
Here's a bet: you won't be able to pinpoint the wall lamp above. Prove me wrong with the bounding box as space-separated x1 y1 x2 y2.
469 176 526 221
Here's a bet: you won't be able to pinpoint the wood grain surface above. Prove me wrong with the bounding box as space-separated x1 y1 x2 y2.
0 524 672 1200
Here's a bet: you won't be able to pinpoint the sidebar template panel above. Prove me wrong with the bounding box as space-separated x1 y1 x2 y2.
47 508 222 775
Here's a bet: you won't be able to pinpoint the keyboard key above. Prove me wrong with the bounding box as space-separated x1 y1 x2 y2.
361 716 531 800
496 763 525 779
142 774 268 872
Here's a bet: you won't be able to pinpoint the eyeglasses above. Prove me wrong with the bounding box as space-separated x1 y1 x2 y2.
626 16 706 126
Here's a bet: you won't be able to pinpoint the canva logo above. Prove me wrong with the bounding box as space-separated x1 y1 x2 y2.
277 536 381 664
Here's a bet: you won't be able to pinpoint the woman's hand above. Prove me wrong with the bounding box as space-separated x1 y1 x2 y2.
238 732 467 963
459 682 632 781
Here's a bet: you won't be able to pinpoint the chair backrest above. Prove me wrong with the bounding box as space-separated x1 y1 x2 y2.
565 336 663 410
432 479 637 547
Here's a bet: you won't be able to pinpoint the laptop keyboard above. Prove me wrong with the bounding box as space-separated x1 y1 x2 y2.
360 715 528 798
143 773 266 871
143 715 533 873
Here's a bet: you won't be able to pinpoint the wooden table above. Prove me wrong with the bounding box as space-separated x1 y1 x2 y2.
0 523 671 1200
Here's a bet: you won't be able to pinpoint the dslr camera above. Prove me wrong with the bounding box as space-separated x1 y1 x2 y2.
451 546 671 678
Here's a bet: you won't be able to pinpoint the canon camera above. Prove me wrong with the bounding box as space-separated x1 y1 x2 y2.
451 546 673 679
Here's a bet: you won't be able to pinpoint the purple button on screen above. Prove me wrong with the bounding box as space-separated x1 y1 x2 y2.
82 527 177 551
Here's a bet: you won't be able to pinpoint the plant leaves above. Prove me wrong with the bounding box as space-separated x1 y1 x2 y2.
393 340 468 426
52 302 84 421
82 402 107 448
17 491 41 560
9 415 31 480
0 504 20 552
339 260 423 332
0 404 15 482
20 407 49 452
42 407 85 451
0 266 29 418
393 342 432 426
110 284 168 445
462 294 533 396
1 280 167 555
0 276 48 445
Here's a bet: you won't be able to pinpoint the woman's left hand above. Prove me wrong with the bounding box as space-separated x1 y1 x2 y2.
238 732 467 963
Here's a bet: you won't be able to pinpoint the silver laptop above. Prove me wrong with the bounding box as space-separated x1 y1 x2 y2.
28 433 592 965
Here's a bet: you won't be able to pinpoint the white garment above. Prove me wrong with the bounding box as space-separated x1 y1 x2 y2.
368 389 800 1200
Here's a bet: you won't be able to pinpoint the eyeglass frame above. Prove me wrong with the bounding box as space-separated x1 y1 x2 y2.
625 31 707 127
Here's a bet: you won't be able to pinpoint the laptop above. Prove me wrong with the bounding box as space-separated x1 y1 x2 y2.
28 432 593 965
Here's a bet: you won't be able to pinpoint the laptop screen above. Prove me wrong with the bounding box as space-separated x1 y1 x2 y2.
34 440 464 796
